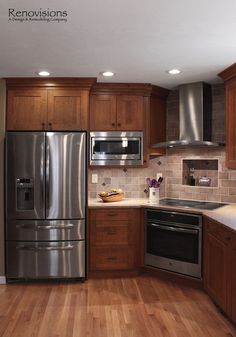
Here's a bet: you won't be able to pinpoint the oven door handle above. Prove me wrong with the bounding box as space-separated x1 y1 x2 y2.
150 223 198 235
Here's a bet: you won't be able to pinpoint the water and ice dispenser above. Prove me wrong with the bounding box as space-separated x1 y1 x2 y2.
16 178 34 210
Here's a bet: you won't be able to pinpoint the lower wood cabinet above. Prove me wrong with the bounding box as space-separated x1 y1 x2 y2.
88 208 141 275
203 216 236 324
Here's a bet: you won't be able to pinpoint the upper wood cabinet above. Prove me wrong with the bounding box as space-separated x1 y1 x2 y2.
47 89 89 131
116 95 144 130
147 86 169 157
90 91 144 131
6 78 96 131
7 89 47 130
219 64 236 169
89 94 117 130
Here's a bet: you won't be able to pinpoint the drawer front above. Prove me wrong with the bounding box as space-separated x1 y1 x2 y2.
7 241 85 279
91 226 129 245
90 246 135 270
93 209 131 221
204 218 231 245
7 220 85 241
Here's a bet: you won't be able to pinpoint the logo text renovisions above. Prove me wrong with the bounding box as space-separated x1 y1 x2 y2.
8 8 68 22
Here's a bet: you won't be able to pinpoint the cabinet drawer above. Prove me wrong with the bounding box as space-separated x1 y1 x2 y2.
91 226 129 245
204 218 232 245
92 209 131 221
90 246 135 270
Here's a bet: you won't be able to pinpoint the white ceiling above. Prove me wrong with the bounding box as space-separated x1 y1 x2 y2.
1 0 236 89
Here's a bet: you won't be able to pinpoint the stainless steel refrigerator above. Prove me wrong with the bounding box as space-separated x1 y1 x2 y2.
5 132 86 280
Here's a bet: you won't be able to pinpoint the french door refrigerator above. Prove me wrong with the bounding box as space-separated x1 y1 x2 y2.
6 132 86 280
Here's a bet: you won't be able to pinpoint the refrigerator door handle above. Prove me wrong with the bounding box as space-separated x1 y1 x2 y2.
46 142 50 212
16 244 74 251
40 142 45 215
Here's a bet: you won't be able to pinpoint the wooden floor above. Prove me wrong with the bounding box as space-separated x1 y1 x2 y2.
0 275 235 337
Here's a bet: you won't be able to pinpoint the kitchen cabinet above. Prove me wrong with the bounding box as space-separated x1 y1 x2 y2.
88 208 141 276
90 83 169 161
218 63 236 169
6 78 96 131
229 232 236 323
90 92 144 131
203 216 236 324
7 89 47 130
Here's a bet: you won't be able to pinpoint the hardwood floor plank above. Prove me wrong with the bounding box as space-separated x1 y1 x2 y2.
0 276 235 337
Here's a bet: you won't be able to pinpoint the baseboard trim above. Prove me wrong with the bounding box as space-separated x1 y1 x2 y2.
0 276 6 284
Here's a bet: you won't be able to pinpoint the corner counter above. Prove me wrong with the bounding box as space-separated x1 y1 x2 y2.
88 198 236 232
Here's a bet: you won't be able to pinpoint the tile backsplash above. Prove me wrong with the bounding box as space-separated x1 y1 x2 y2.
88 159 166 199
88 84 236 203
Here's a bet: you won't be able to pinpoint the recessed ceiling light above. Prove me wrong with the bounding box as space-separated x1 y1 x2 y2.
101 71 115 77
37 71 50 77
167 69 181 75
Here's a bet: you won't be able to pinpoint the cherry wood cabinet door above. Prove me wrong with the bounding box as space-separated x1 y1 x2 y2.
116 95 144 130
229 240 236 323
204 230 228 312
47 89 89 130
89 94 116 130
225 80 236 169
7 89 47 130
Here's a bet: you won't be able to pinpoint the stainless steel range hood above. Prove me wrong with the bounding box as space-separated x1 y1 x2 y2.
152 82 225 148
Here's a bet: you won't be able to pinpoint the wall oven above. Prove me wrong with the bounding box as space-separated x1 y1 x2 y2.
90 131 143 166
145 209 202 279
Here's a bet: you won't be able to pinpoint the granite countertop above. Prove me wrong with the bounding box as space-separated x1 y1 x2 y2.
204 204 236 231
88 198 236 232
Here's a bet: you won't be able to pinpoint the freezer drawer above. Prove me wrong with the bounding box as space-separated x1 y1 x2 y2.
6 220 85 241
7 241 85 279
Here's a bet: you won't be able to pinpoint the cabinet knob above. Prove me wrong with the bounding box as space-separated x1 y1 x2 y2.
117 123 121 127
111 123 115 127
48 122 52 130
41 123 45 129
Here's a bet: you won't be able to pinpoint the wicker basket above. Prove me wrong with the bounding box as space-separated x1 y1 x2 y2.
99 192 124 203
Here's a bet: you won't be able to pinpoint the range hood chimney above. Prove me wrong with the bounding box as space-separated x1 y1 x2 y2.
152 82 225 148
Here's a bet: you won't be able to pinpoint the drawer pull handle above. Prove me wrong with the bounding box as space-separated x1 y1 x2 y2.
16 245 74 251
226 237 231 241
107 232 116 235
107 257 117 261
107 213 117 217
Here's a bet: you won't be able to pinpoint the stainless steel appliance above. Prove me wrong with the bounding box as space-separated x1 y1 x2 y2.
145 209 202 278
90 131 143 166
152 82 225 148
6 132 86 280
159 198 227 210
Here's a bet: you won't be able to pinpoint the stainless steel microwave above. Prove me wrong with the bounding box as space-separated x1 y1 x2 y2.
90 131 143 166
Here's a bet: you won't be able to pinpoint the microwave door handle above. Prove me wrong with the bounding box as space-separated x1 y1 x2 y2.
150 223 198 235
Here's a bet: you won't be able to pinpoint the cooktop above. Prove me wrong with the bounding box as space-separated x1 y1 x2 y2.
159 198 227 210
